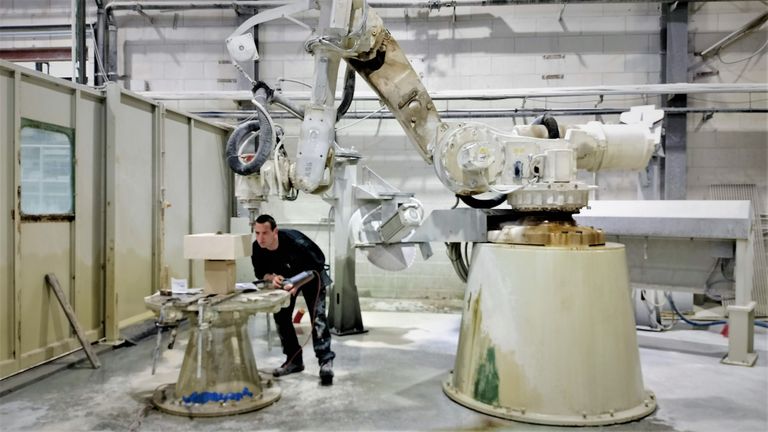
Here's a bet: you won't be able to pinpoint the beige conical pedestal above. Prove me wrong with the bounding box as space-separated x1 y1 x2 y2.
152 311 280 417
443 242 656 426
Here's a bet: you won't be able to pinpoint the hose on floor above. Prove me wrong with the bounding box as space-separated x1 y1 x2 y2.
665 293 768 328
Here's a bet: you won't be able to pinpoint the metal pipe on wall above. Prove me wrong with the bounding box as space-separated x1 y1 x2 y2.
71 0 77 82
95 0 107 86
193 106 768 120
139 83 768 101
107 21 118 83
103 0 745 12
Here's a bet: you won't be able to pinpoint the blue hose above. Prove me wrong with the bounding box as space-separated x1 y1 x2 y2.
665 293 726 327
665 293 768 329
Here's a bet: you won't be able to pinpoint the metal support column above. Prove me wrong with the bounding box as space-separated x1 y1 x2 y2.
723 228 758 366
95 1 106 86
660 1 689 200
327 156 366 335
75 0 87 84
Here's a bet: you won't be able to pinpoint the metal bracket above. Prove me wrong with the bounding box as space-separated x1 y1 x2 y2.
722 301 758 367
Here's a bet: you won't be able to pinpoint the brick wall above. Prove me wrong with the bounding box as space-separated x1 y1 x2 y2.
3 1 766 299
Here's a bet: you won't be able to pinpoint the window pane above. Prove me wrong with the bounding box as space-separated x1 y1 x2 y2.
20 123 74 216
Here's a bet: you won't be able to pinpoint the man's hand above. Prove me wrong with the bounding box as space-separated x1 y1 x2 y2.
283 283 299 296
270 274 285 289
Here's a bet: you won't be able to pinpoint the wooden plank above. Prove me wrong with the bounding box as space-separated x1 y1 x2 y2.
0 47 79 62
44 273 101 369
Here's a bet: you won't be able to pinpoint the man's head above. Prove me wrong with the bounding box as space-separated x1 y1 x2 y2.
254 214 279 251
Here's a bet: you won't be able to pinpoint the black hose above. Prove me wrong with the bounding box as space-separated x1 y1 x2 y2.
457 194 506 209
225 86 274 176
531 113 560 139
665 293 726 327
336 67 356 122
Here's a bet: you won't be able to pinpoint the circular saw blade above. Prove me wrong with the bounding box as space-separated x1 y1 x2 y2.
363 243 417 272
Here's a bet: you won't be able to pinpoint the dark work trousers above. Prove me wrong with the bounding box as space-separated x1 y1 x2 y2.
273 278 335 366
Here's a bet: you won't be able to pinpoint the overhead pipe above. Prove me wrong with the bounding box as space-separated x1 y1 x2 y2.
103 0 743 12
194 106 768 120
139 83 768 102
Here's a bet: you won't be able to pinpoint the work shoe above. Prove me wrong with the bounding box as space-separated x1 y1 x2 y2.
319 360 334 385
272 361 304 377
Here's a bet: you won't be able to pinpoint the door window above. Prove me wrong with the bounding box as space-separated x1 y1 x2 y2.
20 119 75 218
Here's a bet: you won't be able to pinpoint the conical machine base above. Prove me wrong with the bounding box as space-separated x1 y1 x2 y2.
151 312 281 417
443 243 656 426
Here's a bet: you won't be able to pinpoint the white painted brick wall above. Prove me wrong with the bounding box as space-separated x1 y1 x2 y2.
4 1 765 299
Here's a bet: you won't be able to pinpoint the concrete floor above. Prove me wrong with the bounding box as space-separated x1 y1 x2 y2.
0 310 767 431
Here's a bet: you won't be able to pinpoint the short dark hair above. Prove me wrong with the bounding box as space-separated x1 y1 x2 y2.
255 214 277 230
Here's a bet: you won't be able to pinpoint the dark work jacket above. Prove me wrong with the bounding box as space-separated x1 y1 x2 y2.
251 229 325 281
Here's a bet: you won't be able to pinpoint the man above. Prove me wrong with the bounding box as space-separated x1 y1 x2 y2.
251 214 335 385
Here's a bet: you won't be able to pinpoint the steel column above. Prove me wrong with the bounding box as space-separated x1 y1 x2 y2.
327 157 366 335
95 2 107 86
75 0 87 84
660 2 689 200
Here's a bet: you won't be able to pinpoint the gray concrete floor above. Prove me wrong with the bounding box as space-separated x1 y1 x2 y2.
0 310 767 431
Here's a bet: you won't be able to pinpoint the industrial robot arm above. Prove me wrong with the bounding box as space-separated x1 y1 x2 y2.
226 0 663 214
293 0 663 211
293 0 440 193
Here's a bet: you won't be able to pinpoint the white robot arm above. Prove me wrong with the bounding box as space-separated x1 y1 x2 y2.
432 107 662 211
290 0 441 193
226 0 662 213
294 0 662 210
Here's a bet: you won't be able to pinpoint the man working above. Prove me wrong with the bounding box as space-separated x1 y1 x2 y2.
251 214 335 385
